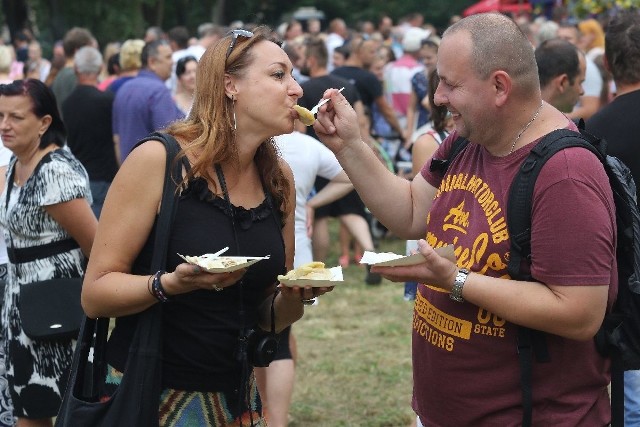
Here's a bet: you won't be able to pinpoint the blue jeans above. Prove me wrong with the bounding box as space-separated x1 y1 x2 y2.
626 370 640 426
90 180 111 219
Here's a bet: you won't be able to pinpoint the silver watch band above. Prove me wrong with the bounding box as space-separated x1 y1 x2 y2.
450 268 469 302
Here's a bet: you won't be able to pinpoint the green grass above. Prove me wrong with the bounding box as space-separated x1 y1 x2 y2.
289 230 416 427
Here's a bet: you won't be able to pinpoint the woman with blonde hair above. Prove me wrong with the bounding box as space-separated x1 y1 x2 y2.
578 18 605 61
81 27 332 425
107 39 144 93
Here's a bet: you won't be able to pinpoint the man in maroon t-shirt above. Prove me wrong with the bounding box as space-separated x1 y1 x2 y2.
309 12 616 427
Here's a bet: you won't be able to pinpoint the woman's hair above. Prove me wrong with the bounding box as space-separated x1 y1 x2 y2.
165 26 292 218
119 39 144 72
0 79 66 148
578 18 605 51
175 55 197 78
428 70 448 133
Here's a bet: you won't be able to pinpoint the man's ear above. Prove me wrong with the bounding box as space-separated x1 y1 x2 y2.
556 74 569 93
492 70 511 107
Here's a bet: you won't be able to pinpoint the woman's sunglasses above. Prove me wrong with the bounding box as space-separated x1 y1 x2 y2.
226 29 254 60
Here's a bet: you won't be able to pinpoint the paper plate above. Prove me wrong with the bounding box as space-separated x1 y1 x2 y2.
178 253 270 273
279 266 343 288
359 245 456 266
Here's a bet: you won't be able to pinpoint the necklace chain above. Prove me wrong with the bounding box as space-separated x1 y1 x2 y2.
508 101 544 155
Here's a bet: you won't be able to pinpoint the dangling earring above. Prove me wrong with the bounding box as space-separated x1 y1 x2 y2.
232 96 237 131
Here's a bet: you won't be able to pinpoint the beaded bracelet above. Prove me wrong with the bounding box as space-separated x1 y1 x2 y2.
150 270 171 303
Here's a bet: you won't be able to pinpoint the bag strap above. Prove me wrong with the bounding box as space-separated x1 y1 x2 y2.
429 135 469 176
506 128 602 280
68 132 182 403
507 128 604 427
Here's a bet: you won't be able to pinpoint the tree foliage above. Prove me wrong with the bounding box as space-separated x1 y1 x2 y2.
1 0 476 54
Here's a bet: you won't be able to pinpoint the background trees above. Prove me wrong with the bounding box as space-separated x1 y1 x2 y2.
1 0 476 56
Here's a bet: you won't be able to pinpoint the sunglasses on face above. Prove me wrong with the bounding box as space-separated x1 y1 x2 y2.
226 29 254 60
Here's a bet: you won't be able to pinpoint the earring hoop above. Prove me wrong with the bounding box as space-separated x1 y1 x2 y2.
232 96 237 131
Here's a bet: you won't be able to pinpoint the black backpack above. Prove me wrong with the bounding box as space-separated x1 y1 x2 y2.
430 127 640 427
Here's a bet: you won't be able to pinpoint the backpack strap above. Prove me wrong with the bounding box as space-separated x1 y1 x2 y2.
429 136 469 176
508 128 605 427
506 128 604 280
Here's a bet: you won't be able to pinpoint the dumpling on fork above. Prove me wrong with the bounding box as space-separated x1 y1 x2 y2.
293 105 316 126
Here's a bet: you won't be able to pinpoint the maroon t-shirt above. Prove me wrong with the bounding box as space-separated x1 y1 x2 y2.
415 127 617 426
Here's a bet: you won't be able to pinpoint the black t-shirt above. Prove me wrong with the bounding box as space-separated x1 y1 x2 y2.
331 66 383 109
299 75 360 140
62 85 119 182
586 89 640 202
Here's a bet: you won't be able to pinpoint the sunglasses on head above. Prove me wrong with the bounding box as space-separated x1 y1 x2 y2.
226 29 254 60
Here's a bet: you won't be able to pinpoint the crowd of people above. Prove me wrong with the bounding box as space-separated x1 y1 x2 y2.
0 4 636 426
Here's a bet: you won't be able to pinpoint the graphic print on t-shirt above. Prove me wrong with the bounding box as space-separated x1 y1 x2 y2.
414 169 511 352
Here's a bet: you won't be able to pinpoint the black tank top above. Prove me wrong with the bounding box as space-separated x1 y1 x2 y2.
107 175 285 392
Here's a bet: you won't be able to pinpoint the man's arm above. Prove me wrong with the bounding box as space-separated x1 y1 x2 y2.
376 240 608 341
314 89 436 239
307 171 353 209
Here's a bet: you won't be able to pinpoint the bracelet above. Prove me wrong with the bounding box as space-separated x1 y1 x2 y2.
147 274 154 298
301 298 316 306
150 270 171 303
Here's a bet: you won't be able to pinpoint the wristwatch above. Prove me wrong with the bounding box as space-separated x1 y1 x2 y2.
450 268 469 302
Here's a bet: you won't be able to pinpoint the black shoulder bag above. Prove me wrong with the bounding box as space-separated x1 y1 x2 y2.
55 132 182 427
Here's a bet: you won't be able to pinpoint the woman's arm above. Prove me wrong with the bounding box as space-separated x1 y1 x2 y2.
81 140 167 318
411 133 440 176
45 198 97 257
81 140 243 318
404 89 418 142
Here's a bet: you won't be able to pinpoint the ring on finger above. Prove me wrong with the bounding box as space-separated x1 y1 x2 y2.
212 284 223 292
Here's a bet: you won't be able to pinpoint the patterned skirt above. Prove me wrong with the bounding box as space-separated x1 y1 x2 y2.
106 366 266 427
0 265 15 426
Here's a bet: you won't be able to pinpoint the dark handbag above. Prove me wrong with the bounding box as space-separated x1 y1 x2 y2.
54 132 182 427
20 278 83 340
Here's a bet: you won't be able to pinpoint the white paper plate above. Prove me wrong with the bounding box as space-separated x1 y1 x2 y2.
178 253 270 273
359 245 456 266
279 266 343 287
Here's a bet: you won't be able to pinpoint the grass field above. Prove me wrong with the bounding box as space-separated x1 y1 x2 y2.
288 232 416 427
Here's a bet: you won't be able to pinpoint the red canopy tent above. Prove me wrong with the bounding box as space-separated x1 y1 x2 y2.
463 0 532 16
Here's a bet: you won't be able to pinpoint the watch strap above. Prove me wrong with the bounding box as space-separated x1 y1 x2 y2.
450 268 469 302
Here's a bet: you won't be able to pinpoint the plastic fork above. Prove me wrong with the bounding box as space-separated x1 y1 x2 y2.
309 87 345 116
203 246 229 259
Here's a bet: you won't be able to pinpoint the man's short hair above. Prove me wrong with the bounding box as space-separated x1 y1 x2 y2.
305 38 328 69
141 39 170 68
74 46 103 75
605 9 640 86
145 26 165 42
444 13 539 94
535 38 580 88
62 27 94 58
197 23 222 39
168 26 190 50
